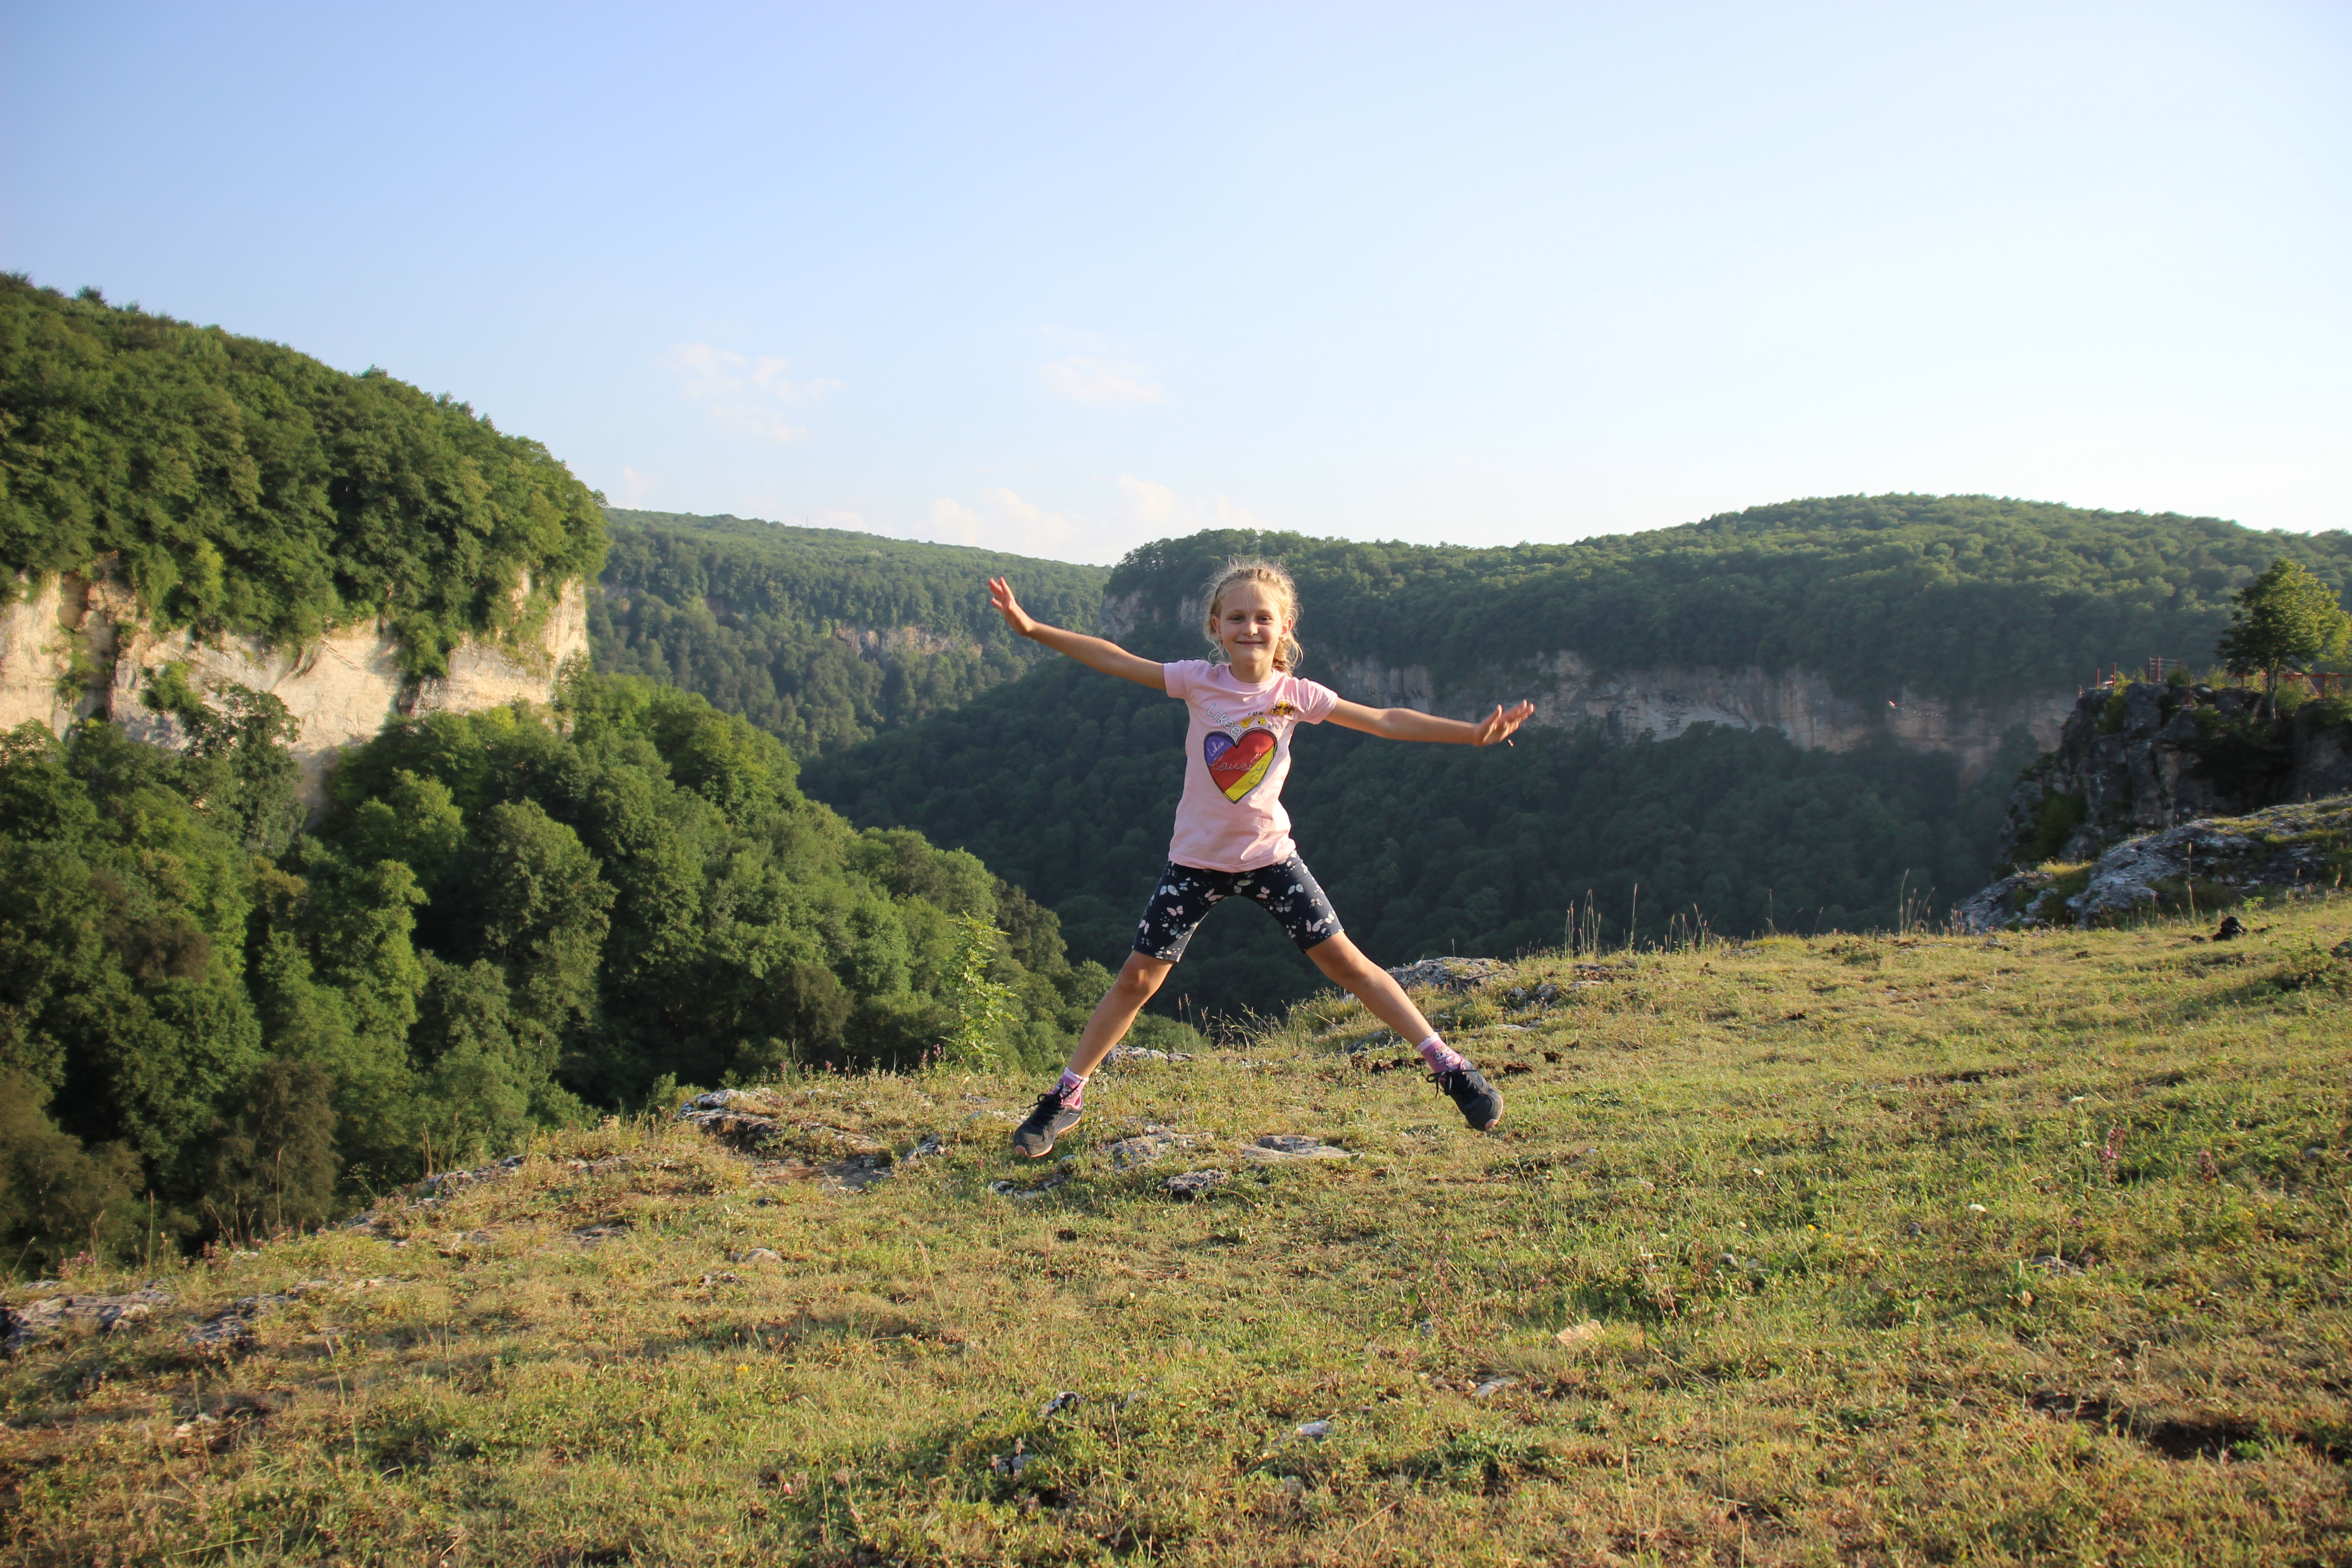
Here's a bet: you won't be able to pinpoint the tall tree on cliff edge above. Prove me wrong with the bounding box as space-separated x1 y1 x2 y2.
2216 559 2352 717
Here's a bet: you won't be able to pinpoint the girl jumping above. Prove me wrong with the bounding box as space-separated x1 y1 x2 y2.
985 559 1534 1157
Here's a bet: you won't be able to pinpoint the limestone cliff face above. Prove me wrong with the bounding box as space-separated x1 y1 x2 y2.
1315 649 2072 783
0 567 588 813
1103 585 2069 781
828 622 982 659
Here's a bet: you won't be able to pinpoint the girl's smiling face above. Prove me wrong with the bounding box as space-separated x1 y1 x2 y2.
1212 582 1291 680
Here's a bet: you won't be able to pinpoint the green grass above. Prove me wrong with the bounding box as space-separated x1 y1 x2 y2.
5 904 2350 1566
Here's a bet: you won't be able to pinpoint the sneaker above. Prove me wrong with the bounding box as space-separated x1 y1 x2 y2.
1434 1066 1503 1131
1011 1088 1083 1158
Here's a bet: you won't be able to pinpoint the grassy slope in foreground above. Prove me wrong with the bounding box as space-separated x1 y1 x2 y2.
5 904 2349 1564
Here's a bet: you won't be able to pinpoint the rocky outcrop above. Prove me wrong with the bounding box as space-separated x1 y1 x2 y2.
1956 796 2352 931
0 565 588 814
828 622 982 660
674 1088 909 1192
0 1288 173 1354
1994 683 2352 870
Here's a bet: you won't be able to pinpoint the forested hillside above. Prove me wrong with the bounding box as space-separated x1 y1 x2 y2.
0 277 604 675
1102 498 2352 702
804 660 2031 1020
591 510 1107 756
804 502 2352 1021
1 675 1098 1270
0 293 1096 1274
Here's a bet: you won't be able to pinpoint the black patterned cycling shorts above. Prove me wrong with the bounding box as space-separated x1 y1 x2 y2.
1131 855 1343 961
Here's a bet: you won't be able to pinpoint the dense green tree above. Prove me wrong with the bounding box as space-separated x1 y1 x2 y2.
2216 558 2352 716
3 723 266 1181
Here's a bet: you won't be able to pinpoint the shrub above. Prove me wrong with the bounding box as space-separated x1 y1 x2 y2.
199 1057 342 1244
2098 683 2132 735
0 1074 147 1273
2016 792 2086 867
2188 706 2294 798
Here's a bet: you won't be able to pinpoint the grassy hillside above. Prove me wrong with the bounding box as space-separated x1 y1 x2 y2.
7 898 2346 1564
0 278 603 676
592 510 1108 758
1102 499 2352 704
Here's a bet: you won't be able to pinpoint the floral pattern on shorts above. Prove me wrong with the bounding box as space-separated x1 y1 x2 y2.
1131 855 1342 961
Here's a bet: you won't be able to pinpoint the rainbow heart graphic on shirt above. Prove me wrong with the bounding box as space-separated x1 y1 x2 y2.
1204 729 1277 803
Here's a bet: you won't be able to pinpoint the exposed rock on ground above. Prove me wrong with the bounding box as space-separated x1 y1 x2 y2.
676 1089 899 1191
1161 1170 1228 1200
1958 796 2352 931
414 1154 528 1199
1103 1126 1215 1169
1238 1135 1354 1163
187 1292 299 1353
1 1289 173 1354
1386 957 1511 992
989 1173 1071 1201
1101 1045 1195 1065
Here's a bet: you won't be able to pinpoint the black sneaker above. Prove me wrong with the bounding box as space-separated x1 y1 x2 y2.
1012 1088 1083 1158
1435 1066 1503 1131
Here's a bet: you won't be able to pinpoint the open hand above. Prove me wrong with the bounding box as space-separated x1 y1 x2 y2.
988 576 1036 638
1472 700 1535 746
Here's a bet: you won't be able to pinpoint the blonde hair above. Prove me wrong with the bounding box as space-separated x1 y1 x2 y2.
1201 558 1304 672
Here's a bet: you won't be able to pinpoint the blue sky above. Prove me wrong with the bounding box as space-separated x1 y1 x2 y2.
5 1 2346 564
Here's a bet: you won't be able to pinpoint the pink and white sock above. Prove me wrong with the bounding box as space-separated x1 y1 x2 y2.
1416 1034 1470 1074
1055 1068 1089 1107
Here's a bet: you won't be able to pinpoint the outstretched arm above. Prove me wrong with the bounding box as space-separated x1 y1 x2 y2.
989 577 1167 690
1326 697 1534 746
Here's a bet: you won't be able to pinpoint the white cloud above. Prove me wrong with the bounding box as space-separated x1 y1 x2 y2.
664 343 842 443
1038 354 1164 407
1116 475 1266 534
908 489 1088 559
899 478 1268 565
926 497 986 546
617 465 660 504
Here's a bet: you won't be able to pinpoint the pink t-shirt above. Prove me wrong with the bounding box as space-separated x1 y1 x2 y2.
1161 660 1341 872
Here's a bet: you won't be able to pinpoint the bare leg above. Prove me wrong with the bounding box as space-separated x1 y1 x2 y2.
1065 951 1175 1078
1305 933 1436 1042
